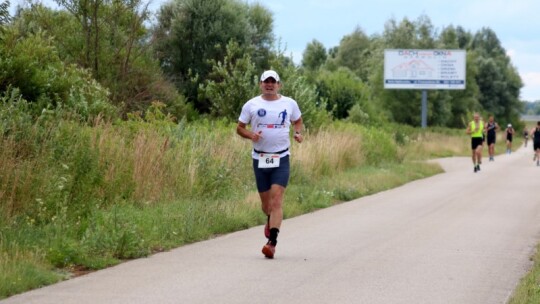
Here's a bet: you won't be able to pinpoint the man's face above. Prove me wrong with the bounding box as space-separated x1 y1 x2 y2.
474 114 479 121
260 78 280 95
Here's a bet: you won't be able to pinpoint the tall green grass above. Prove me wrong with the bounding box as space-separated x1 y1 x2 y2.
0 113 472 299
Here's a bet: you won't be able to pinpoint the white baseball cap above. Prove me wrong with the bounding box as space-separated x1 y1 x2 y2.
508 124 512 127
260 70 280 82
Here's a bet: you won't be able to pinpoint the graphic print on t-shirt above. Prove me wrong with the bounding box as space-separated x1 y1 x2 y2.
257 109 288 129
257 108 266 117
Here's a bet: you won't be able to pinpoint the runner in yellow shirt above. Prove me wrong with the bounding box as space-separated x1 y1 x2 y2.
466 113 484 173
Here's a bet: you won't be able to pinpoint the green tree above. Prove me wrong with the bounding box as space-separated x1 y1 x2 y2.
13 2 188 118
0 0 10 26
265 55 332 130
332 27 372 81
533 102 540 115
246 3 274 70
471 27 523 125
436 27 481 127
383 17 416 49
153 0 274 112
415 15 436 49
456 26 473 49
438 26 459 49
471 27 507 58
199 41 258 119
317 68 373 120
523 101 540 115
0 26 116 120
53 0 104 73
301 39 327 71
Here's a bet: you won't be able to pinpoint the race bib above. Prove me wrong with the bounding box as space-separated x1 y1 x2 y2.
258 153 280 168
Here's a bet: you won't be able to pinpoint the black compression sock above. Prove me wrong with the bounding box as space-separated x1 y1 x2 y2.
269 228 279 246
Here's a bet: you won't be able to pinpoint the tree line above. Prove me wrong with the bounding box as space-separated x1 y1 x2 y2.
523 101 540 115
0 0 526 129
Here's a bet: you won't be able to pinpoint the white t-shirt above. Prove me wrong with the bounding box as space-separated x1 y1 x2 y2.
239 95 302 159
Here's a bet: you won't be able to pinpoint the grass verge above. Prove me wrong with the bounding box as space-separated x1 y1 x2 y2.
508 244 540 304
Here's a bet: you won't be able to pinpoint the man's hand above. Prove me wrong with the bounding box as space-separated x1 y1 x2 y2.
252 130 263 142
294 132 303 143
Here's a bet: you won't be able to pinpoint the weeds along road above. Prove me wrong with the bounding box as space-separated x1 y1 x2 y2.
3 147 540 304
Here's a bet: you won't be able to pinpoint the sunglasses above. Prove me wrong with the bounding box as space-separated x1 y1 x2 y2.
262 79 277 84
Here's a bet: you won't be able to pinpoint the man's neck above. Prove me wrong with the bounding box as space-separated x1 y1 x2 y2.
261 93 280 101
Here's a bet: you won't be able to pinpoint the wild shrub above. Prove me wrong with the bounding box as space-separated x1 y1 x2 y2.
0 27 116 122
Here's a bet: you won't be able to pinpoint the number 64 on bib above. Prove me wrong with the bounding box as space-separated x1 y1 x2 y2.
258 153 280 168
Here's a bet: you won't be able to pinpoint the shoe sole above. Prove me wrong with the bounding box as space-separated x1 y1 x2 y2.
262 245 275 259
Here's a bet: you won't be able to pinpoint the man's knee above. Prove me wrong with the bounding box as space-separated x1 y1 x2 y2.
269 185 284 207
270 194 283 207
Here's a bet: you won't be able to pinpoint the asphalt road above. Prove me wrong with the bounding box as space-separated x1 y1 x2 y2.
3 147 540 304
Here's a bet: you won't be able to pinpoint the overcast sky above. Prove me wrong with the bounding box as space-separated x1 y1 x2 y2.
9 0 540 101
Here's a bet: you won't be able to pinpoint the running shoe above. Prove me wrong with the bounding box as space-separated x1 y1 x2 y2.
476 164 480 172
474 166 477 173
262 242 275 259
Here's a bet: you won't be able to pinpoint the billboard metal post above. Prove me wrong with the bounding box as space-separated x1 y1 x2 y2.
421 90 427 128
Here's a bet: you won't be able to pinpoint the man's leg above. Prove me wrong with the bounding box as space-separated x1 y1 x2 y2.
259 191 271 238
259 191 271 216
261 184 285 258
475 146 482 171
477 145 483 164
260 156 289 258
259 184 284 226
268 184 284 229
471 149 478 172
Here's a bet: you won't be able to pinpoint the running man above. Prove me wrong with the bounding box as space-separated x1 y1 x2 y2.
236 70 303 259
523 128 529 148
485 115 499 161
466 113 484 172
505 124 515 154
531 121 540 166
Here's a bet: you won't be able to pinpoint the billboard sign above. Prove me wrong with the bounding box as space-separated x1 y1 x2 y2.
384 49 466 90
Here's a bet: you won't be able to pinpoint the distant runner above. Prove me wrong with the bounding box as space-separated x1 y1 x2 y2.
485 115 499 161
466 113 484 173
531 121 540 166
505 124 515 154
